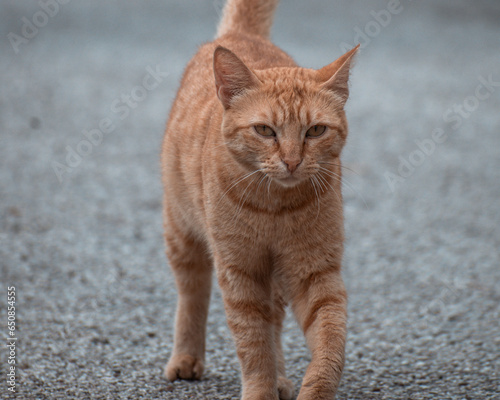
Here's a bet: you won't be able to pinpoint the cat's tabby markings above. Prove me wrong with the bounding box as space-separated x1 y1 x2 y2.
161 0 359 399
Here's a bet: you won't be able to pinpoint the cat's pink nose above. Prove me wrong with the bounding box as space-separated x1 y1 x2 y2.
283 158 302 173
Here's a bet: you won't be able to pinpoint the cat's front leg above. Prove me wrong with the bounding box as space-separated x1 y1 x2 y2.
216 257 279 400
291 267 347 400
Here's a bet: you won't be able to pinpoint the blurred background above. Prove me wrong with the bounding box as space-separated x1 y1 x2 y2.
0 0 499 399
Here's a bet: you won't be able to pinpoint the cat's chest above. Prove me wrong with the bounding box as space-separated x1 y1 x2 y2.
206 190 340 244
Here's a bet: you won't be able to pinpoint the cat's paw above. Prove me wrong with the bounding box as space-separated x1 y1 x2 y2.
278 376 295 400
164 354 204 381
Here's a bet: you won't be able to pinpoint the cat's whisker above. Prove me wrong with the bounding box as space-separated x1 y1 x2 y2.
244 172 268 211
318 167 368 209
318 161 360 176
266 175 273 201
316 171 343 205
232 171 262 223
314 174 327 194
315 173 330 194
216 169 263 208
309 177 321 221
255 173 268 195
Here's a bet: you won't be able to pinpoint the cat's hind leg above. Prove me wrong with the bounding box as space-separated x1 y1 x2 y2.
164 226 212 381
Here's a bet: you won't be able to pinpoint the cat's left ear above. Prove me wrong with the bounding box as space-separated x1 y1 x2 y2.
318 44 360 106
213 46 261 109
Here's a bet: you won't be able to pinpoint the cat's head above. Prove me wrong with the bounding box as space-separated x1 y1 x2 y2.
213 45 358 188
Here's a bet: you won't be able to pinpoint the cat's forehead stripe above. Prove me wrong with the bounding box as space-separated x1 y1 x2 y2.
255 68 323 127
263 91 315 127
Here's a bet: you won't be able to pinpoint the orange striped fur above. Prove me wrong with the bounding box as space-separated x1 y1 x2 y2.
162 1 358 398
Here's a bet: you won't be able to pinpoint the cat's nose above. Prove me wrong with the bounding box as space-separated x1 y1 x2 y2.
283 157 302 173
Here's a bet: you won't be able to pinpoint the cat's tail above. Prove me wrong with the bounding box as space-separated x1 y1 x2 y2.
216 0 280 39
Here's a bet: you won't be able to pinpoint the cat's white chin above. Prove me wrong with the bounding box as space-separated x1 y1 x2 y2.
275 175 302 188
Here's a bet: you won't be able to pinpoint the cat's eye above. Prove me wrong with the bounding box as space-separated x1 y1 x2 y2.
254 125 276 137
306 125 327 138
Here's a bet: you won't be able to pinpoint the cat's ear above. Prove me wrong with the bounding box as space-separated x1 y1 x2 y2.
318 44 360 106
213 46 261 109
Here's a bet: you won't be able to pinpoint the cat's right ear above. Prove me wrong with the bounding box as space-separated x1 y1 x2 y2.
213 46 261 109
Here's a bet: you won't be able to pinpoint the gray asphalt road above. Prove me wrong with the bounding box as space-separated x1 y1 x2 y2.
1 1 499 399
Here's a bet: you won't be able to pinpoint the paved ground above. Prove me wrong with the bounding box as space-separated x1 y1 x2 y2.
1 0 499 399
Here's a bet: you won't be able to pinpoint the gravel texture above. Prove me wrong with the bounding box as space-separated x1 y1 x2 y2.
1 0 499 399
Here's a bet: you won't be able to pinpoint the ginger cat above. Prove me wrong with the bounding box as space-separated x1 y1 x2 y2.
161 0 358 398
